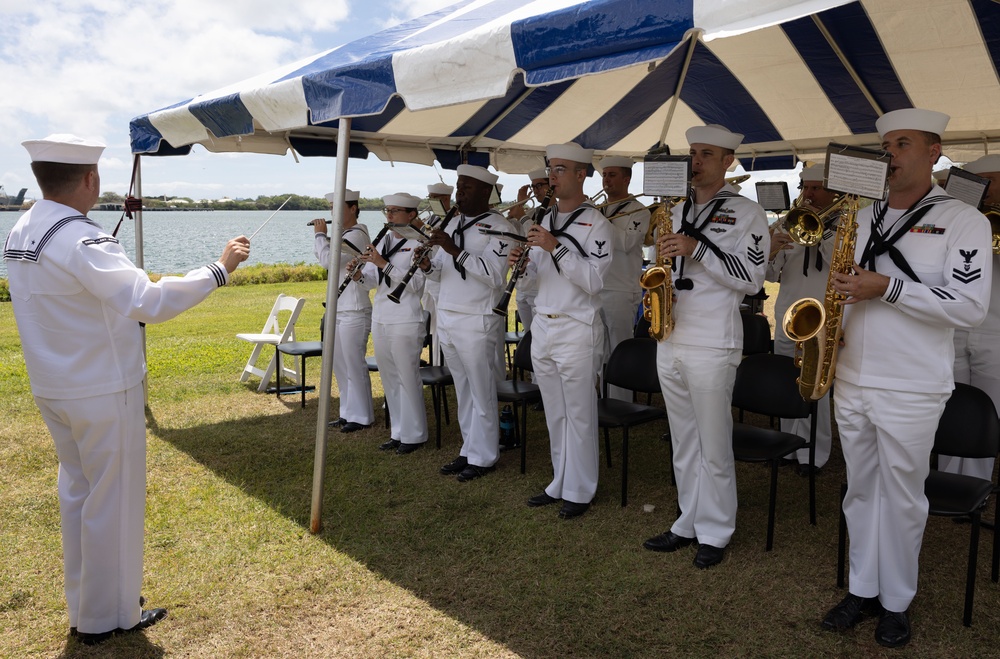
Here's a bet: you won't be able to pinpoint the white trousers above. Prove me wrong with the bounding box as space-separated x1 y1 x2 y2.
372 320 427 445
532 314 603 504
36 383 146 634
774 332 834 467
333 310 374 424
438 310 500 468
600 289 641 401
835 379 948 612
940 330 1000 480
490 314 507 382
658 342 741 548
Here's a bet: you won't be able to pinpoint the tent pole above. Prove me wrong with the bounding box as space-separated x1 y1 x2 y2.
311 118 351 534
658 32 700 148
134 156 149 406
811 15 882 116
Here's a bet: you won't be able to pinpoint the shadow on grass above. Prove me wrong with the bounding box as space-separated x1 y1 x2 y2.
146 398 1000 657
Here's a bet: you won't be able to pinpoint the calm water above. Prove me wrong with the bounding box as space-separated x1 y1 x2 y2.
0 209 387 277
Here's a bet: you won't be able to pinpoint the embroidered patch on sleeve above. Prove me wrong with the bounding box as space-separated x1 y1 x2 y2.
747 234 765 266
953 248 982 283
82 237 119 246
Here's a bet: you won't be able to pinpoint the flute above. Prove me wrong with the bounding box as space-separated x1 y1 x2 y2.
387 205 460 304
492 188 554 316
337 224 391 298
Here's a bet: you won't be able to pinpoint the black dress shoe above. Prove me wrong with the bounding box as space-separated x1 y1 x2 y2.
821 593 882 631
875 609 911 648
693 544 725 569
456 464 495 482
396 442 423 455
76 608 167 645
643 530 695 552
527 492 560 507
379 438 401 451
439 455 468 475
328 417 347 427
558 501 590 519
71 596 148 637
340 421 371 433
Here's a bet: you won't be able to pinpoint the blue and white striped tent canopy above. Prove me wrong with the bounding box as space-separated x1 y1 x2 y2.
130 0 1000 172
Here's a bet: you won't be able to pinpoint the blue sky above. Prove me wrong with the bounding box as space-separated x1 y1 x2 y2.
0 0 808 205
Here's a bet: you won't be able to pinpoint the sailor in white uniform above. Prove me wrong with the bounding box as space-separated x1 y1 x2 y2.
423 182 453 366
767 164 839 472
821 109 992 648
312 189 375 433
3 134 250 644
939 154 1000 481
506 168 550 331
596 155 651 401
513 142 613 519
643 125 769 569
357 193 428 454
420 165 510 481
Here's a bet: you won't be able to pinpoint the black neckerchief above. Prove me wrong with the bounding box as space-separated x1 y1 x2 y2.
674 193 728 290
378 236 406 287
604 198 633 219
342 225 367 256
452 210 491 279
859 189 944 283
548 204 593 273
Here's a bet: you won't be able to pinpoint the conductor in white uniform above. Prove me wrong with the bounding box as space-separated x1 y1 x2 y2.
821 109 992 648
3 134 250 645
642 125 769 569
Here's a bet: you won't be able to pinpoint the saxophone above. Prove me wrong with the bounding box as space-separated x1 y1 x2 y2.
782 194 859 401
639 198 682 341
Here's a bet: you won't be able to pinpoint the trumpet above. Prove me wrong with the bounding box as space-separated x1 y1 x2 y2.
780 194 846 247
387 205 459 304
982 204 1000 254
338 224 391 298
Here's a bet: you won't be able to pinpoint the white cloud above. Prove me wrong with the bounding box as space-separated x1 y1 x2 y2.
378 0 460 28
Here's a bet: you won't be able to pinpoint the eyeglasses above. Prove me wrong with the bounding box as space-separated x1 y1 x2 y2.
547 165 570 177
531 182 549 190
382 208 409 217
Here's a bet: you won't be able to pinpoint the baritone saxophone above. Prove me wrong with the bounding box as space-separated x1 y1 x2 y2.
640 197 683 341
782 194 859 401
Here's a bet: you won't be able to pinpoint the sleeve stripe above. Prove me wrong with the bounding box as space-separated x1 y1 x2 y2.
721 252 752 282
884 278 903 303
693 242 708 261
457 252 469 267
208 262 226 287
554 245 569 262
930 287 957 301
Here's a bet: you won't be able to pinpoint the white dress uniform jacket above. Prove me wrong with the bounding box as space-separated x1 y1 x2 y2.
766 214 840 468
316 224 374 425
511 213 540 332
360 234 427 445
657 185 769 549
523 202 613 504
4 200 229 634
837 186 991 613
425 210 509 467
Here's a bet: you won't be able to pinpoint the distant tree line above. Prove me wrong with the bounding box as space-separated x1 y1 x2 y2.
97 192 393 211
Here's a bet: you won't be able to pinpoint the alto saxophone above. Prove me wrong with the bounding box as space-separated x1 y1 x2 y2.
640 198 682 341
782 194 859 401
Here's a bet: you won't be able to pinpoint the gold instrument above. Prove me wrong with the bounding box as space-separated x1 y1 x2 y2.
781 194 846 247
782 194 860 401
725 174 751 187
497 195 535 214
639 198 683 341
982 204 1000 254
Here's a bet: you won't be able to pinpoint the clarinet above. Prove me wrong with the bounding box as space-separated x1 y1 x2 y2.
337 224 391 298
492 188 555 316
387 205 460 304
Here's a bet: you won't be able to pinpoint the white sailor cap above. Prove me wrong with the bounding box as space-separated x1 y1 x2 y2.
598 155 635 172
427 182 453 196
546 142 594 165
528 167 549 181
456 164 499 185
963 154 1000 175
932 168 951 183
799 164 826 182
22 134 105 165
382 192 421 209
324 189 361 203
685 124 743 150
875 108 949 139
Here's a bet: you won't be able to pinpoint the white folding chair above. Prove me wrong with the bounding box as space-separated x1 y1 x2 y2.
237 294 305 392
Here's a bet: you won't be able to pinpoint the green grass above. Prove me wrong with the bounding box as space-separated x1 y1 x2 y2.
1 280 998 657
